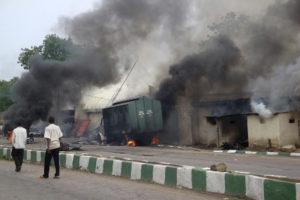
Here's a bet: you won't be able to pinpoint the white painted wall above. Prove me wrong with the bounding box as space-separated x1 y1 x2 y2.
247 114 280 147
278 113 299 146
248 113 300 147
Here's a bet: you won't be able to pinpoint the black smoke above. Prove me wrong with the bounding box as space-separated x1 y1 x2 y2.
156 0 300 113
156 35 242 106
4 50 119 128
60 0 190 50
4 0 192 128
5 0 300 135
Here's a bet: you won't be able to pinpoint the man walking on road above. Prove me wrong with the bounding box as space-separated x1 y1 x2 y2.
40 116 63 179
11 122 27 172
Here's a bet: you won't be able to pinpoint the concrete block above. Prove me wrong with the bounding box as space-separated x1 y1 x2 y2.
95 158 105 174
121 161 132 178
87 157 97 173
65 154 74 168
296 183 300 200
79 155 90 170
26 150 31 161
112 160 122 176
131 162 142 180
153 165 165 185
246 175 265 200
206 171 225 194
225 173 246 196
177 166 193 189
36 151 42 162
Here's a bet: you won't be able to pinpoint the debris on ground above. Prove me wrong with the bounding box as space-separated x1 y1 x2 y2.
60 142 82 151
221 141 248 150
210 162 227 172
26 136 34 144
89 141 99 145
281 144 296 152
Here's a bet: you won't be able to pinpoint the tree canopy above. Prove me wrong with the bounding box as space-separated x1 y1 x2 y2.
18 34 74 70
0 77 18 112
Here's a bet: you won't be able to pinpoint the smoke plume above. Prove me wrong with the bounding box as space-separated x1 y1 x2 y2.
5 0 300 132
4 0 193 127
156 0 300 116
250 101 273 119
155 35 242 105
4 50 119 127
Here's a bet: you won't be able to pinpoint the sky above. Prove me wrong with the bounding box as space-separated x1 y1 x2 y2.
0 0 276 107
0 0 98 81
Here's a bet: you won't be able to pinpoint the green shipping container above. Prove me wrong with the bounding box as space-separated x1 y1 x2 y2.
103 96 163 144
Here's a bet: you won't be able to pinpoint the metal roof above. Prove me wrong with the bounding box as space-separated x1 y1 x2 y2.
191 97 292 117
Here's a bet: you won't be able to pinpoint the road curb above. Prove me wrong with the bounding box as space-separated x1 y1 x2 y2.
1 147 299 200
213 150 300 157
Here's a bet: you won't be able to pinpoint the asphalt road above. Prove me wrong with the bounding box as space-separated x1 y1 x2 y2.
0 160 242 200
83 145 300 179
1 137 300 179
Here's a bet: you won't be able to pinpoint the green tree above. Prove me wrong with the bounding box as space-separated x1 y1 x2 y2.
18 46 43 70
0 77 18 112
18 34 74 70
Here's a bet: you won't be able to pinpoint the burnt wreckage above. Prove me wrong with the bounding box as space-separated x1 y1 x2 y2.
102 96 163 146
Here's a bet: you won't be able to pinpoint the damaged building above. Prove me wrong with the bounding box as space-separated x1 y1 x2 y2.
247 112 300 148
72 104 103 138
174 96 300 149
2 0 300 150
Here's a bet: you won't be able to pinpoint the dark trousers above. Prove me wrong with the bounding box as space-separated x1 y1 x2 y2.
12 147 24 170
43 148 60 178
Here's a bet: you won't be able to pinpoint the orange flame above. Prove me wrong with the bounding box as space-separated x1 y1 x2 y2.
124 134 136 147
151 136 160 145
127 140 136 147
7 131 12 142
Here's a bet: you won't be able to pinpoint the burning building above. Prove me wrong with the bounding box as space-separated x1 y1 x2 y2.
248 113 300 148
2 0 300 148
155 0 300 148
171 95 300 148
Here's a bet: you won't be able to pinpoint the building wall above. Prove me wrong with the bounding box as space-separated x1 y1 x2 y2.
177 104 193 145
247 113 297 147
86 112 102 131
219 115 248 145
74 104 88 120
178 108 300 147
195 115 218 145
193 105 219 146
191 111 247 147
248 114 281 148
74 104 102 131
278 113 300 146
248 113 300 148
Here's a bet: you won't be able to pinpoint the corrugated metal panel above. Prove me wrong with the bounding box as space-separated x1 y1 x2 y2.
136 97 146 133
103 96 163 143
144 97 154 132
72 120 90 137
128 102 138 132
153 100 163 130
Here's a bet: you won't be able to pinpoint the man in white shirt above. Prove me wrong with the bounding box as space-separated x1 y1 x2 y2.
11 122 27 172
40 116 63 179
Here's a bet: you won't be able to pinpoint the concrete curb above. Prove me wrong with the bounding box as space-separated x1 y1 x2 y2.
1 147 299 200
213 150 300 158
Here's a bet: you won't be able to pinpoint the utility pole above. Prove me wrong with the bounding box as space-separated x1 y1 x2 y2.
108 59 138 106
